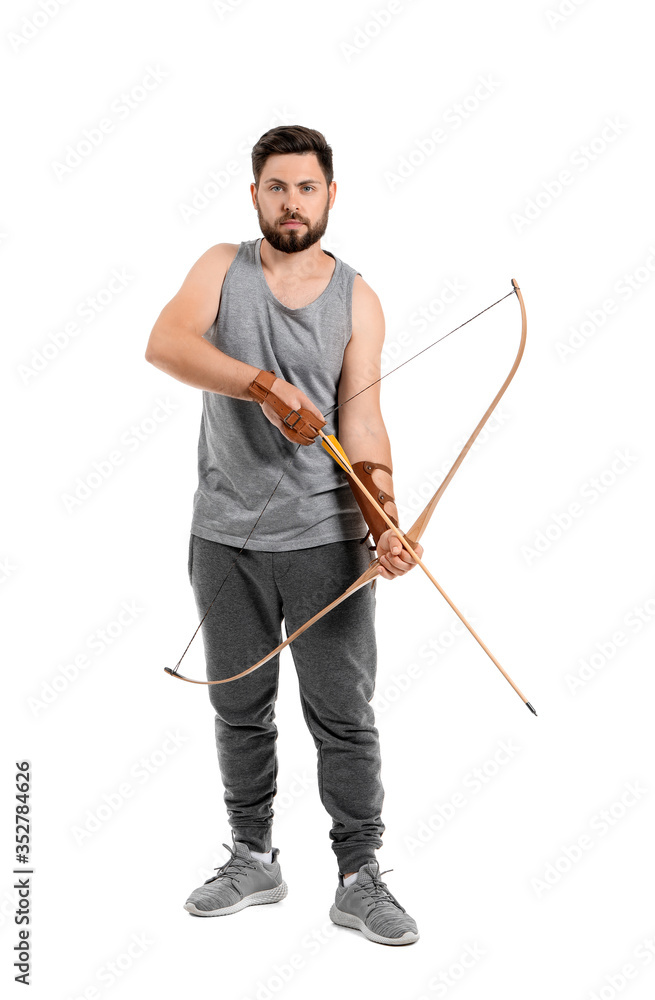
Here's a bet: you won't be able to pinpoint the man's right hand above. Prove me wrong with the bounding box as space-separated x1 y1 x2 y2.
260 377 326 446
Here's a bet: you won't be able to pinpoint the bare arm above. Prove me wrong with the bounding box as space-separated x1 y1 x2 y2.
145 243 324 442
145 243 260 396
338 275 423 579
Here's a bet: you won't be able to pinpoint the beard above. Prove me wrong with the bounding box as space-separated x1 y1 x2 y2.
255 196 330 254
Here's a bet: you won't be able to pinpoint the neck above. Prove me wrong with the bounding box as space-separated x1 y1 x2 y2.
260 238 327 277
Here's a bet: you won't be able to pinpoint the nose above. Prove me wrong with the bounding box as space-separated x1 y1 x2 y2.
283 191 299 214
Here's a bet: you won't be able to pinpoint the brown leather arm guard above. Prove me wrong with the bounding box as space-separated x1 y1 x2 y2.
247 369 326 444
343 460 400 549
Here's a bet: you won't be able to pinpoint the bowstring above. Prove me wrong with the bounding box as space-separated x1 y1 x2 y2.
170 285 515 674
324 289 514 417
171 448 300 673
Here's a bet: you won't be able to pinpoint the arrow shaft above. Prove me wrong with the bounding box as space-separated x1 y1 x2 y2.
319 430 531 707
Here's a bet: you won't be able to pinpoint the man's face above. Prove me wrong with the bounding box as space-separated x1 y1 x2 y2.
251 152 336 254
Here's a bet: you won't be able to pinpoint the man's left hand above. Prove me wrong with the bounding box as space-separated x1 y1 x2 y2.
376 528 423 580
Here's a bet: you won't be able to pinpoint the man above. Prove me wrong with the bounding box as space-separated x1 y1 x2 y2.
145 125 423 946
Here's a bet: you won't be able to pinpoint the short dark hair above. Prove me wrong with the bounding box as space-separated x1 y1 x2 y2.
251 125 333 188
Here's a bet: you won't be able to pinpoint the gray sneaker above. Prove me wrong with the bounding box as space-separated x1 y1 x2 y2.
329 859 419 945
184 838 288 917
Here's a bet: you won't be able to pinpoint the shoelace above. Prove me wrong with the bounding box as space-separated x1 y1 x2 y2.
203 843 260 889
351 867 406 914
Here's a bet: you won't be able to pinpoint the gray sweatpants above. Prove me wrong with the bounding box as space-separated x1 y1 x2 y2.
188 532 386 875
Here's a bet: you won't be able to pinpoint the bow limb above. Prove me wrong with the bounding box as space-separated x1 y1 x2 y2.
405 279 527 545
165 280 526 687
319 429 536 714
164 560 380 685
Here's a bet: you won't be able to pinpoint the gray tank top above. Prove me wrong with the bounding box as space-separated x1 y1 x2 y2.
190 237 368 550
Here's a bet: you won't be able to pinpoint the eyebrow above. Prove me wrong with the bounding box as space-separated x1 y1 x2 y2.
262 177 322 186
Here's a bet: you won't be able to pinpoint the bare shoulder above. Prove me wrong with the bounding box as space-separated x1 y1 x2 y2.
352 272 383 311
196 241 240 275
172 243 240 294
209 241 240 263
351 273 385 341
151 243 241 340
338 273 385 405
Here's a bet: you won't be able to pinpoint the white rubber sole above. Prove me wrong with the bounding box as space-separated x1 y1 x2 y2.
185 880 288 916
329 903 419 945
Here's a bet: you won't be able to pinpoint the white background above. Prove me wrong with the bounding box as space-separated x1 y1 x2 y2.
3 0 654 998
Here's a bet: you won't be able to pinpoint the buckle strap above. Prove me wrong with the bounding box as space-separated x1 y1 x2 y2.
247 368 278 404
362 461 393 477
343 460 399 548
247 369 326 444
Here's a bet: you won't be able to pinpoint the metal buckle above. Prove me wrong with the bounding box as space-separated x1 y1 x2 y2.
283 409 302 429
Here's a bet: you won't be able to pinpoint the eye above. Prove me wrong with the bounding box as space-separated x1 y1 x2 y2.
302 186 314 192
